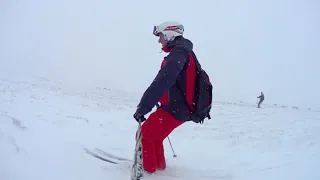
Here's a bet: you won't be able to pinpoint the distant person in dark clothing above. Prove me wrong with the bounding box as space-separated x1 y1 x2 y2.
257 92 264 108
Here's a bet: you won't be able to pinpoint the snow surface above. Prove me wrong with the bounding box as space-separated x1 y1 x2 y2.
1 76 320 180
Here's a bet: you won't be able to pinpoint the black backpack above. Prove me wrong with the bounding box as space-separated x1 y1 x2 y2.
177 49 213 124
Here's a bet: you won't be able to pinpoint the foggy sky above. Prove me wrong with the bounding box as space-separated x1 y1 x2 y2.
1 0 319 108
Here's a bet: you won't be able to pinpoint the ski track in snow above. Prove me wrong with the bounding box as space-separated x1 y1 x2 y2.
0 76 320 180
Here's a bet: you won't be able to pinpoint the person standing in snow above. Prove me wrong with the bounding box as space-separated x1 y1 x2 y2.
133 21 210 174
257 92 264 108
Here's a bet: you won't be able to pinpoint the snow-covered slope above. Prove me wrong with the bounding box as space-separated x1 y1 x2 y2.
1 77 319 180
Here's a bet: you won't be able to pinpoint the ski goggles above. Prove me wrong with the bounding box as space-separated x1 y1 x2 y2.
153 25 160 36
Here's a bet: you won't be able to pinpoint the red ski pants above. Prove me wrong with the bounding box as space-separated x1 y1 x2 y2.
138 108 184 173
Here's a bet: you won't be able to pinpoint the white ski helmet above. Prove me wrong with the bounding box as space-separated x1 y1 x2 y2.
153 21 184 42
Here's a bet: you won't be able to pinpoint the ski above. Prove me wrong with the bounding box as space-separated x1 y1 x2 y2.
131 121 144 180
84 148 118 164
94 148 133 163
84 120 144 180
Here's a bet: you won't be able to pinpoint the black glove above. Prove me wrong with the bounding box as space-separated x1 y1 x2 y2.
133 111 146 123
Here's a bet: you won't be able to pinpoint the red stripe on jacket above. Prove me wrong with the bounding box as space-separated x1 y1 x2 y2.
159 53 196 111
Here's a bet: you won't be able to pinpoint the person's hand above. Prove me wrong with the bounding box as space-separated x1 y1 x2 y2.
133 111 146 123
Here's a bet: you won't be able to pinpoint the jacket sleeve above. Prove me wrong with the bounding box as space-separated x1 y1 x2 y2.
136 48 188 116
